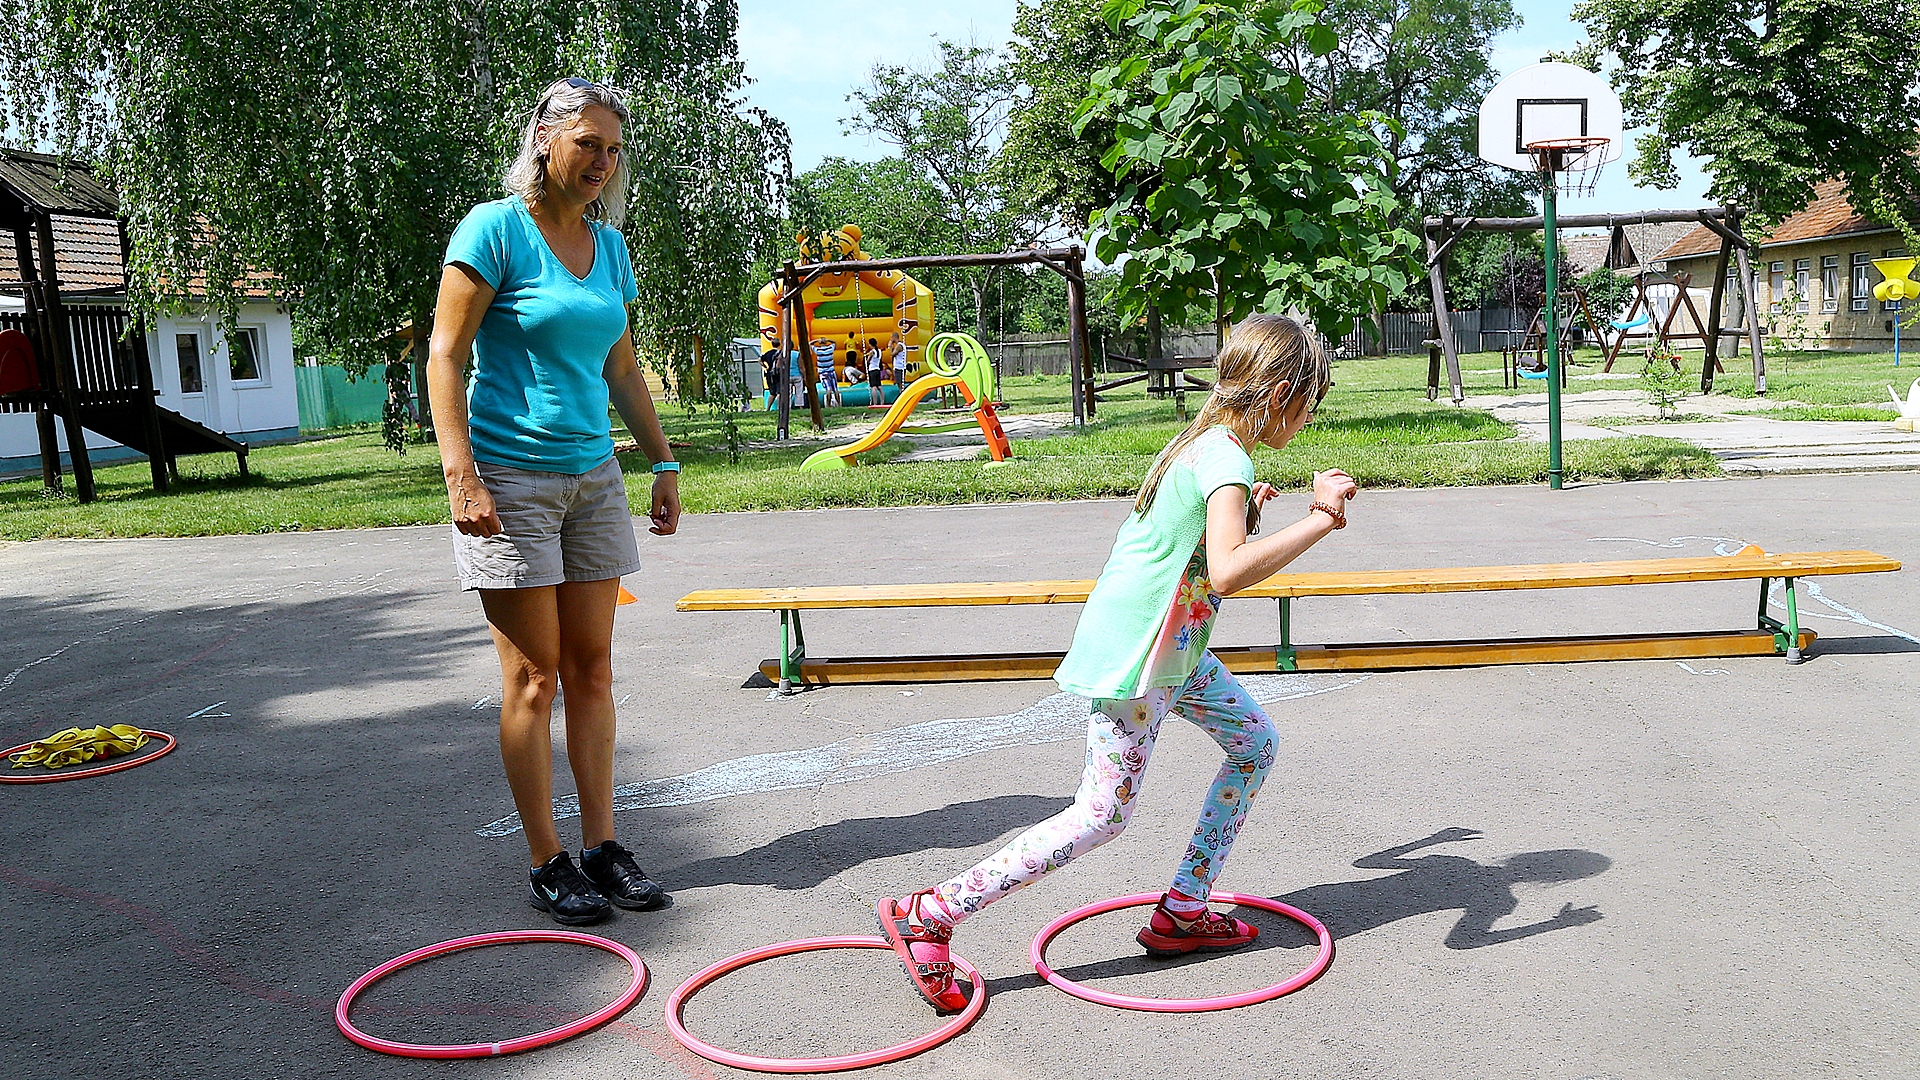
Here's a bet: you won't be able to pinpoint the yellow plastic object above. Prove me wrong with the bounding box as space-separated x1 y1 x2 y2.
1873 257 1919 302
9 724 149 769
799 332 1013 472
756 224 935 387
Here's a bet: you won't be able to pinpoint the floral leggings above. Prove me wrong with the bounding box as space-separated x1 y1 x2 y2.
933 652 1277 923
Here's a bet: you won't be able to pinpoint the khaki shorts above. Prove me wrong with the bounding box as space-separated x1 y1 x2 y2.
451 458 641 590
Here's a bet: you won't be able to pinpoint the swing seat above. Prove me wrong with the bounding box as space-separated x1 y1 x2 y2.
1518 366 1550 379
1612 315 1650 331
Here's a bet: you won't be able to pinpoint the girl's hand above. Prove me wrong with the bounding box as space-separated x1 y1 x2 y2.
1250 481 1281 506
1312 469 1357 509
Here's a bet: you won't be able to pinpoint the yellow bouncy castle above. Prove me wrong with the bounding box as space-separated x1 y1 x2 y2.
756 224 935 397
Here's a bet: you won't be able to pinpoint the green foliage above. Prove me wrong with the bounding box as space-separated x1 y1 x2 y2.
1003 0 1142 232
1287 0 1531 221
0 0 788 428
844 40 1044 342
1081 0 1420 339
1571 0 1920 249
1576 266 1633 323
1638 350 1689 419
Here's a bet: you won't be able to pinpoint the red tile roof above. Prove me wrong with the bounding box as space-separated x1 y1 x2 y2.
1660 179 1892 260
0 215 125 295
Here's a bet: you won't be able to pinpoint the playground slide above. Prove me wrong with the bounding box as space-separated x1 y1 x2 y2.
799 332 1011 472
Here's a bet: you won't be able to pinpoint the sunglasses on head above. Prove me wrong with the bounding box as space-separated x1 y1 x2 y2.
539 77 598 117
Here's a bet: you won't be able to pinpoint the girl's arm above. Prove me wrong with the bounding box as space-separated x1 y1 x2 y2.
1203 469 1357 595
427 264 498 536
604 328 681 536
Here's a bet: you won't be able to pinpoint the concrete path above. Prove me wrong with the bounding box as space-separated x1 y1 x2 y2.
1462 388 1920 474
2 475 1917 1079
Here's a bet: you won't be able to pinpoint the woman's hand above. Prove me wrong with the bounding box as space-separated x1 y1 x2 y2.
447 466 502 536
649 472 681 536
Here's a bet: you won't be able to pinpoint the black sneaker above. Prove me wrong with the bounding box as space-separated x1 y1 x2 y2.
528 852 612 925
579 839 670 911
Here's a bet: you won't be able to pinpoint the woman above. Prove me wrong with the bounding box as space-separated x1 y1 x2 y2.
428 77 677 925
863 337 885 407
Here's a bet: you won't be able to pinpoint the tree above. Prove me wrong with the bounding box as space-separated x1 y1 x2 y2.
1082 0 1420 343
1002 0 1141 233
1571 0 1920 247
844 39 1045 342
0 0 787 442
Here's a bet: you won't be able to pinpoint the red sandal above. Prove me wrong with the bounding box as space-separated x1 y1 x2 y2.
876 891 969 1012
1135 898 1261 957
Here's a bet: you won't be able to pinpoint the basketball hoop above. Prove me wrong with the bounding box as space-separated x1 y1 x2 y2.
1525 136 1610 197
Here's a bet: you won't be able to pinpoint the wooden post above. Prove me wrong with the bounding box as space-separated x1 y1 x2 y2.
1729 210 1767 394
1701 233 1733 391
1424 222 1464 402
1065 249 1090 425
786 265 824 432
120 220 168 491
36 212 94 502
12 225 60 491
688 333 706 403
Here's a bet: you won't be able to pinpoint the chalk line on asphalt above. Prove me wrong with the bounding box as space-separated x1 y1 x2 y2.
477 672 1372 837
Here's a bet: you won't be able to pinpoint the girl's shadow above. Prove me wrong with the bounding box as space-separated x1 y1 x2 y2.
996 829 1609 993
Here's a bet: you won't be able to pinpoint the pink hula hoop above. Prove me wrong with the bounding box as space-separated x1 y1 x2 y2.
1031 891 1333 1012
0 729 176 784
665 935 987 1073
335 930 647 1058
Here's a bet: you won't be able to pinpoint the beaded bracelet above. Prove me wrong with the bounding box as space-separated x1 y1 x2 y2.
1309 500 1347 530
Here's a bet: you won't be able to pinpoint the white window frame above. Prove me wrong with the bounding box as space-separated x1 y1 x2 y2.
228 325 269 386
1886 249 1910 313
1793 258 1811 313
173 329 207 396
1821 256 1839 313
1853 253 1872 311
1769 261 1785 311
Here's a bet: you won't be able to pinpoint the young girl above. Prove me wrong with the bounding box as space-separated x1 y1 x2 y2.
878 314 1356 1011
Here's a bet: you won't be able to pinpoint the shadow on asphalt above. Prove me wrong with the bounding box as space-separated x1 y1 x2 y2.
1810 634 1920 656
664 794 1072 890
985 827 1611 996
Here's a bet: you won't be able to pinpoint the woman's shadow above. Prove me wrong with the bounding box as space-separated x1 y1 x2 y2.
1002 828 1609 993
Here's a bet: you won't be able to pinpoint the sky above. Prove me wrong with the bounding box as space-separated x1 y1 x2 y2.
734 0 1717 220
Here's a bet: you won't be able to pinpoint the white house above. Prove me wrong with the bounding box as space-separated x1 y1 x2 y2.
0 153 300 482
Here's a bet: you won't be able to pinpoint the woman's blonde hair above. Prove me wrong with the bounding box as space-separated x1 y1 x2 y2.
1133 314 1329 515
505 78 632 227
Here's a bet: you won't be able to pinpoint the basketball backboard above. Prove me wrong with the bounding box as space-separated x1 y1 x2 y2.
1478 62 1623 173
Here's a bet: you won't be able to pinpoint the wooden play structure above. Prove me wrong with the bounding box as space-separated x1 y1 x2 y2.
1599 268 1717 374
0 149 246 502
763 239 1094 439
1423 207 1770 402
679 548 1899 691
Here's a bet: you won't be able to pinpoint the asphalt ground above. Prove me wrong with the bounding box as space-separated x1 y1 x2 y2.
2 472 1917 1080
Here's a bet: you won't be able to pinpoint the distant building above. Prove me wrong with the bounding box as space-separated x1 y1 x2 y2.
0 149 298 482
1657 179 1908 351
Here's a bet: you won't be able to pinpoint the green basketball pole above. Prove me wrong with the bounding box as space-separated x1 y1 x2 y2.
1542 171 1563 490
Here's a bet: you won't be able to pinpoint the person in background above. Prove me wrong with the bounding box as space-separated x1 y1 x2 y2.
864 337 886 408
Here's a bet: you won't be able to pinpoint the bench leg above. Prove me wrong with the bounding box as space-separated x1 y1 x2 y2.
1276 597 1297 672
778 609 809 693
1757 577 1805 664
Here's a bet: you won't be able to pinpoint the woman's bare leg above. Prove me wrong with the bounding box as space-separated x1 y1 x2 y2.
480 586 564 865
555 578 621 849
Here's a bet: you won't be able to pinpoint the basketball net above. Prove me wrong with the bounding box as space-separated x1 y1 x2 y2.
1525 136 1610 197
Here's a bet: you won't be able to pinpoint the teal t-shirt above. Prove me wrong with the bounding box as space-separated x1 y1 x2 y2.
444 196 639 474
1054 426 1254 700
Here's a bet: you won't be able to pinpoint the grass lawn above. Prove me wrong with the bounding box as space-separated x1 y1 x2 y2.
1 352 1721 539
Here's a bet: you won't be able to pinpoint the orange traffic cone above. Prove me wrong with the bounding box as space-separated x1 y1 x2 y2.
617 585 638 606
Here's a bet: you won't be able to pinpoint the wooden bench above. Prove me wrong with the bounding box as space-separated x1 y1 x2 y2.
676 548 1901 690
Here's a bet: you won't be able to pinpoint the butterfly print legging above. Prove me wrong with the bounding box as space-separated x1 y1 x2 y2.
933 652 1277 923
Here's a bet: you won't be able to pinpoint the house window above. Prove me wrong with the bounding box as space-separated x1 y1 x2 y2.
1821 256 1839 313
175 333 203 395
1793 258 1811 313
1769 261 1785 311
1886 249 1910 312
1853 253 1872 311
230 327 265 383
